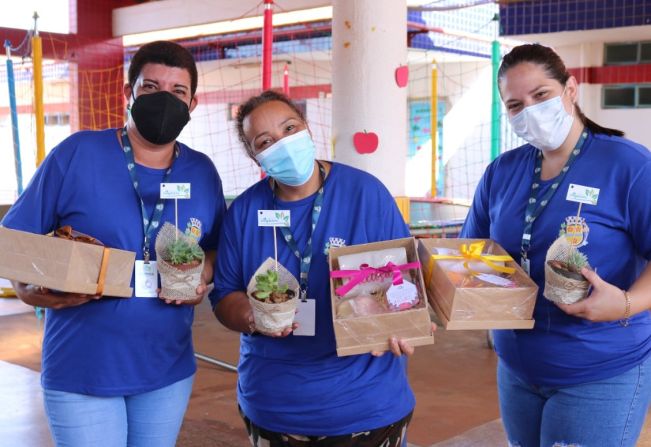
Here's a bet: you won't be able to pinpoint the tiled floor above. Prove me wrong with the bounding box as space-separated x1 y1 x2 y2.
1 297 650 447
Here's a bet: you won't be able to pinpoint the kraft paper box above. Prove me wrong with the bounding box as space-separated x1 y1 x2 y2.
418 238 538 330
328 237 434 357
0 227 135 297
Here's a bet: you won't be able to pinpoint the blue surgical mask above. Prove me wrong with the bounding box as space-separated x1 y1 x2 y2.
255 129 316 186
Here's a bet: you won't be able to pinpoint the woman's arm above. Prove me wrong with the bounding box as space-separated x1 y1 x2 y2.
214 291 296 337
214 291 255 333
557 264 651 322
629 263 651 316
12 280 98 309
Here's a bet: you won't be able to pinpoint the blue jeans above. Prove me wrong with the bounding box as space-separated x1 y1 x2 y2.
43 375 194 447
497 358 651 447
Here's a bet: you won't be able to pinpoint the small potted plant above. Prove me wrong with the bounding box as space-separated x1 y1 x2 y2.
547 249 589 282
251 269 295 303
247 258 299 333
544 237 591 304
155 222 205 300
164 238 204 271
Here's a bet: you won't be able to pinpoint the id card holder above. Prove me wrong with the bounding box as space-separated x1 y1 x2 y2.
293 298 316 336
521 257 531 276
135 260 158 298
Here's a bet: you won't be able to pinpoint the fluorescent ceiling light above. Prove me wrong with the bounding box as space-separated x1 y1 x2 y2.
123 6 333 47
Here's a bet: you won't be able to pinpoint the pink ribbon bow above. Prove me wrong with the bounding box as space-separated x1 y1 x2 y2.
330 261 421 297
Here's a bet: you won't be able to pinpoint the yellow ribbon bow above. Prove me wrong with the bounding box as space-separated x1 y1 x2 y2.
426 241 515 284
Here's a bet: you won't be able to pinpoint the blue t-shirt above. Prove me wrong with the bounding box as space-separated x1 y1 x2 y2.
211 162 414 435
461 130 651 387
2 128 226 396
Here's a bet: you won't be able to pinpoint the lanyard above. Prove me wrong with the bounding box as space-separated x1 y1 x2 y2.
520 130 588 263
273 162 326 301
120 127 177 262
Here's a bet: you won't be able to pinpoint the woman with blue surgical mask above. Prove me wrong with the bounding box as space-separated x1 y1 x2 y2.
210 91 425 446
461 43 651 446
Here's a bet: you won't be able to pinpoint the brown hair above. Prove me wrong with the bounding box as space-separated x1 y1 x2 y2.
236 90 307 158
128 41 198 96
498 44 624 137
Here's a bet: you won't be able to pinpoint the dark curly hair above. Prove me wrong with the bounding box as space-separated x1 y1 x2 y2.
236 90 307 158
499 43 623 137
128 41 198 96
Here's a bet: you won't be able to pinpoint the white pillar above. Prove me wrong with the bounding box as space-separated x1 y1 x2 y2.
331 0 408 196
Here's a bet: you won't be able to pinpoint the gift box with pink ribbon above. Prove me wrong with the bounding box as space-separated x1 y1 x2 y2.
418 238 538 330
328 237 434 357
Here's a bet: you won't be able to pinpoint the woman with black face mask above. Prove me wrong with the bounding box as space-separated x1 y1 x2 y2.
2 41 226 446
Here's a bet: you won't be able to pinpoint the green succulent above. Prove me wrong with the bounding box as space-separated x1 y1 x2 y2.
566 248 589 271
254 269 289 301
165 238 204 265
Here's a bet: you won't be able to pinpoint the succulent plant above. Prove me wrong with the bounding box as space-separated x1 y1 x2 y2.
164 238 204 265
253 269 292 303
547 247 590 282
566 248 590 272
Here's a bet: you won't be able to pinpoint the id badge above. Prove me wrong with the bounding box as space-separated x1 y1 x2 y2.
521 257 531 276
293 299 316 336
135 260 158 298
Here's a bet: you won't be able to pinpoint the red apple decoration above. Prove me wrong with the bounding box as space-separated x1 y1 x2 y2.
353 130 379 154
395 65 409 88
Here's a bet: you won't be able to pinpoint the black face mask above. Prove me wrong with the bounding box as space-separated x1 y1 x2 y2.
130 90 190 145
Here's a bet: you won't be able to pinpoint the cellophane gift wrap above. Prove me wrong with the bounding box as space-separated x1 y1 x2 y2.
332 247 422 318
418 239 538 329
328 237 433 356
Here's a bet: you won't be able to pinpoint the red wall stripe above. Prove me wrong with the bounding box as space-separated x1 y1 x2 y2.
569 64 651 85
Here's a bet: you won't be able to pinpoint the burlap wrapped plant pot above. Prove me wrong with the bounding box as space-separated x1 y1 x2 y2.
544 236 590 305
155 222 205 301
247 257 299 333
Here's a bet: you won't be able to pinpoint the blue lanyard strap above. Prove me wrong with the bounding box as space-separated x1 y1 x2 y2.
275 162 326 300
520 130 588 260
120 127 177 262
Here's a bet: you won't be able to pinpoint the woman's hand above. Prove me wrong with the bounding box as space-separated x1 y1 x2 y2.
162 250 216 306
556 268 628 322
256 322 299 338
161 281 209 306
12 281 99 309
371 323 437 357
214 291 298 337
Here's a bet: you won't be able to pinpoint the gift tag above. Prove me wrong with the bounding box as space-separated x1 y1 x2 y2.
257 210 291 227
160 183 191 199
566 183 599 205
386 280 418 309
475 273 517 288
293 298 316 336
135 260 158 298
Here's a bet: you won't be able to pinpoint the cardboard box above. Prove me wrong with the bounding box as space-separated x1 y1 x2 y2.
418 238 537 330
328 237 434 356
0 227 135 297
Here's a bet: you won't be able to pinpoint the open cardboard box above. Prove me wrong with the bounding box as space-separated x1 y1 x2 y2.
418 238 538 330
328 237 434 356
0 227 135 297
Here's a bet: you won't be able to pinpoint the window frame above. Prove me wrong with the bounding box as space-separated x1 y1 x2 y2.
604 41 651 66
602 83 651 109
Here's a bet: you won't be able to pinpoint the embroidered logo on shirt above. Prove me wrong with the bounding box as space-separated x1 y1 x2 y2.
559 215 589 248
185 218 202 240
324 237 346 256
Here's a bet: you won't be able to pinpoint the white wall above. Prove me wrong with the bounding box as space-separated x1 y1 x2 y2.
555 43 651 150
